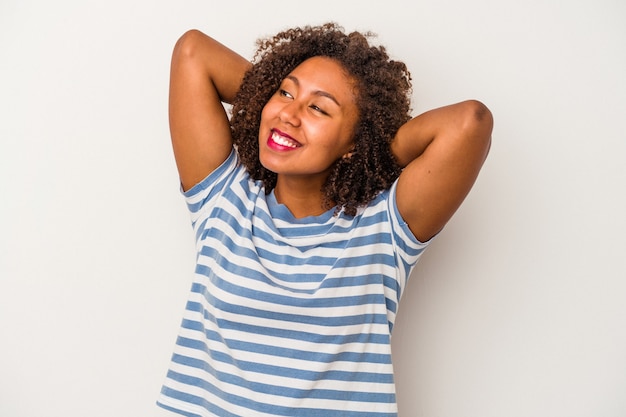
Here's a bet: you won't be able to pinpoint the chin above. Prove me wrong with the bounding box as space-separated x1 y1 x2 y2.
258 155 279 175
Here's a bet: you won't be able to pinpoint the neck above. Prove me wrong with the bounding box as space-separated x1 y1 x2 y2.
273 176 331 218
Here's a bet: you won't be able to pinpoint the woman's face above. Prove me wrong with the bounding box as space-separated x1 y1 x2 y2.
258 56 359 183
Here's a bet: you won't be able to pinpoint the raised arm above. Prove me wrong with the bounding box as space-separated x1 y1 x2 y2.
169 30 251 191
391 100 493 242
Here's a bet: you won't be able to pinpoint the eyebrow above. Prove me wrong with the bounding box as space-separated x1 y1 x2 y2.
284 75 341 106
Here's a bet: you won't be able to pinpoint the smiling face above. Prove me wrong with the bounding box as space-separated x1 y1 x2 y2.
258 56 359 186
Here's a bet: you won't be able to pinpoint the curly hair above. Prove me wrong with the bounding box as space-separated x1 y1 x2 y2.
230 22 412 216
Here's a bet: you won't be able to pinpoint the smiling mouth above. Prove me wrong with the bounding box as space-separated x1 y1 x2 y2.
268 130 301 150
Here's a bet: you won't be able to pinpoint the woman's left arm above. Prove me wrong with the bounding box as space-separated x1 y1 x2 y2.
391 100 493 242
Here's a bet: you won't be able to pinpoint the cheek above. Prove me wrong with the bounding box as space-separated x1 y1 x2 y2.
259 107 267 123
258 104 274 136
259 105 269 124
336 120 357 152
261 98 280 118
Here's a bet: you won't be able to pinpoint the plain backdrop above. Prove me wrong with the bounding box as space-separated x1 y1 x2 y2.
1 0 625 416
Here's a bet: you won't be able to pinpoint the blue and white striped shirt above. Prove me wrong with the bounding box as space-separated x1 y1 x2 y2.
158 149 430 416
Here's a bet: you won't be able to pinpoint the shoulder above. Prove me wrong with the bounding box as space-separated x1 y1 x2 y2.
183 149 261 213
352 181 430 249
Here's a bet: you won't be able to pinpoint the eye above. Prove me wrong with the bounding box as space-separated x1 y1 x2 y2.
309 104 328 115
278 89 293 99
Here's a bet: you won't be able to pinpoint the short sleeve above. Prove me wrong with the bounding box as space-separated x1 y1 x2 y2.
182 149 241 229
387 179 433 297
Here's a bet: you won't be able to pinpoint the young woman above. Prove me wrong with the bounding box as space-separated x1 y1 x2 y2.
158 23 492 417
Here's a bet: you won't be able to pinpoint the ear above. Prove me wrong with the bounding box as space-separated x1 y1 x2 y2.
342 146 356 160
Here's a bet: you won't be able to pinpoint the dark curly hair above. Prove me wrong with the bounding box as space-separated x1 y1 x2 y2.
230 22 412 216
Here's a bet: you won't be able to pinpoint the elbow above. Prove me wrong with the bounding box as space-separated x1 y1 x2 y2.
463 99 493 130
172 29 206 61
461 99 493 153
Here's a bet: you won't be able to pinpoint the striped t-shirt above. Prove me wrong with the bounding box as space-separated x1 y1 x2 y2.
158 149 430 417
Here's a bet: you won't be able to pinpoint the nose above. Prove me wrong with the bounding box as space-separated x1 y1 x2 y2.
278 100 302 127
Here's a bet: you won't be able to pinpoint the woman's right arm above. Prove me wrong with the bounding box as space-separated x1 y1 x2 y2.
169 30 251 191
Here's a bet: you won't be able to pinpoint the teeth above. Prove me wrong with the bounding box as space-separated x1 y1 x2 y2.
272 132 298 148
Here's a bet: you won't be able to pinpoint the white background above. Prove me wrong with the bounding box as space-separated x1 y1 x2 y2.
1 0 625 416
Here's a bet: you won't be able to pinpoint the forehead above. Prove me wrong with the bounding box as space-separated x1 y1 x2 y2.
286 56 357 100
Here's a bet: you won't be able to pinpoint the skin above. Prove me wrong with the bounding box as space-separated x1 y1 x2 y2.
258 57 359 217
169 29 493 242
168 30 251 190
